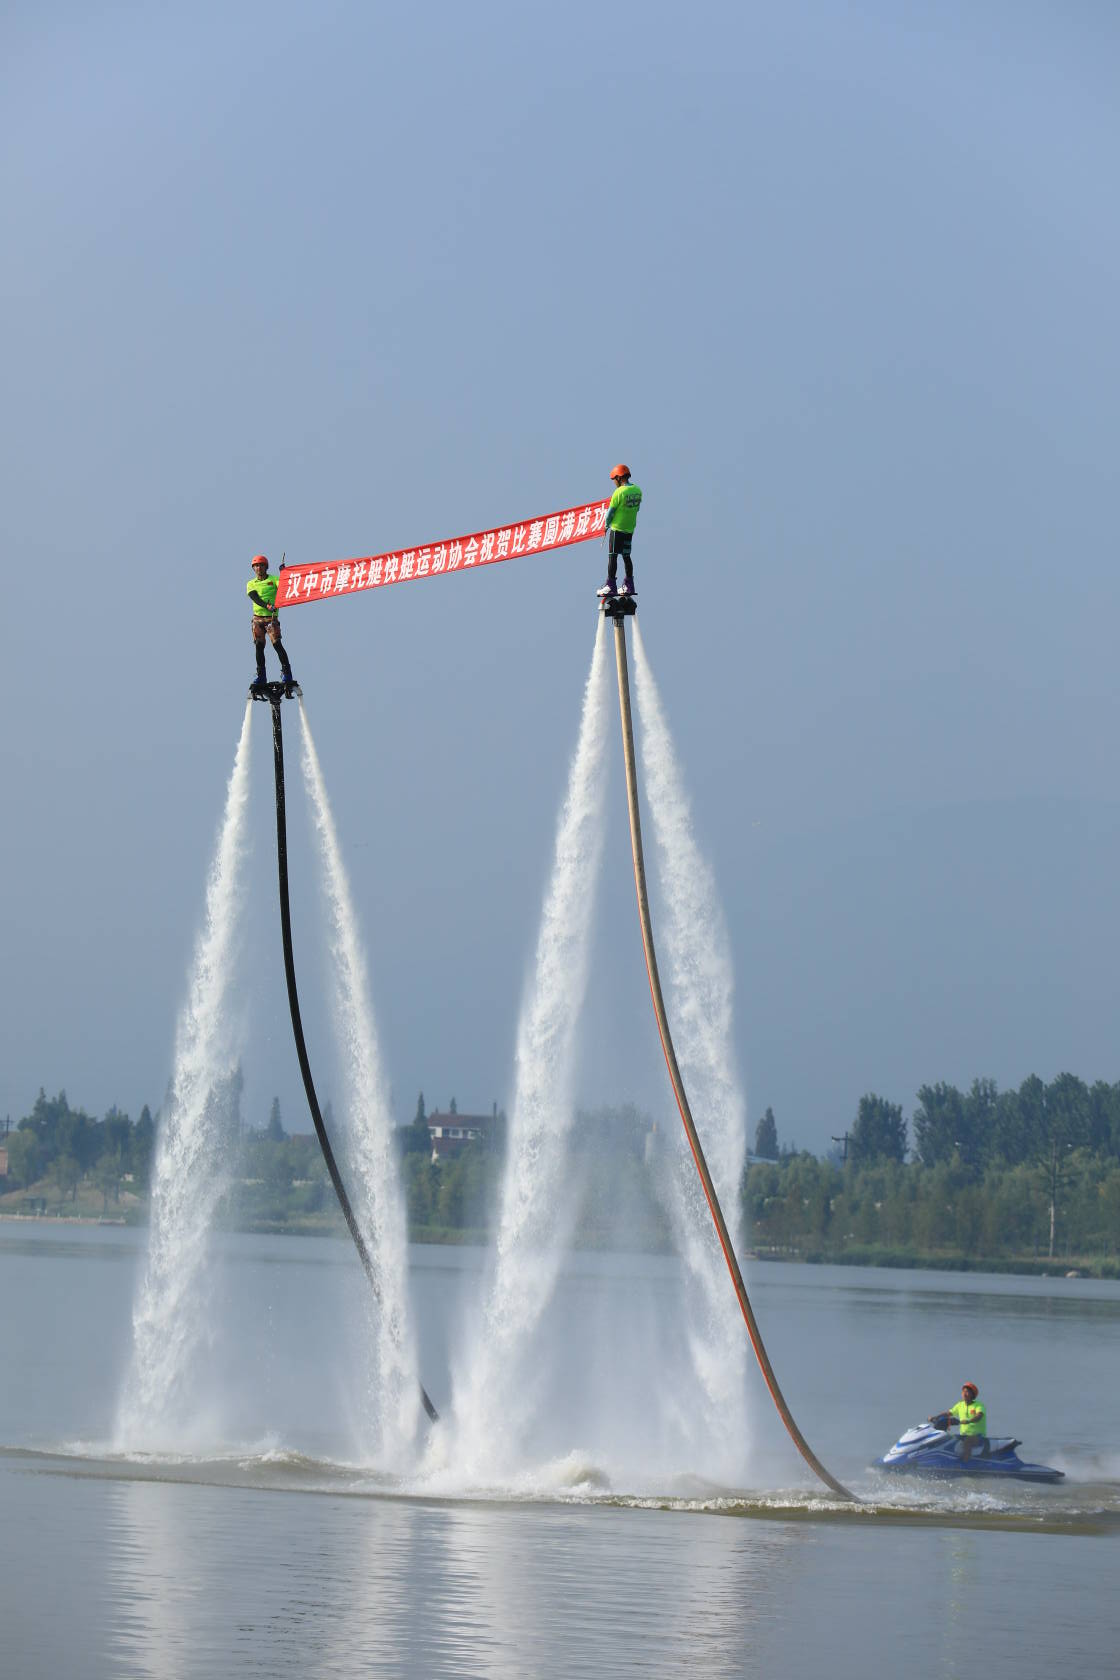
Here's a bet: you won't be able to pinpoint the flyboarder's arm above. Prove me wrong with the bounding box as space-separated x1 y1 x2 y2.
248 590 268 609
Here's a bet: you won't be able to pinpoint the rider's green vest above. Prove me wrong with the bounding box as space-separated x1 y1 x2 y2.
949 1398 986 1436
248 574 279 615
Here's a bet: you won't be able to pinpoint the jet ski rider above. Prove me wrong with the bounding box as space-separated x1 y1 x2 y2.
930 1381 988 1461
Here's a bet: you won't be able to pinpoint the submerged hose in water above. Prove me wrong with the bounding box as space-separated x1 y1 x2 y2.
608 616 854 1501
265 688 439 1423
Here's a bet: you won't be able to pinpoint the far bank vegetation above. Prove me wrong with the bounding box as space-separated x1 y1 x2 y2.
4 1074 1120 1276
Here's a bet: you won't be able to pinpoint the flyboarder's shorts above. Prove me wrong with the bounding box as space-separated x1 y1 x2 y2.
251 614 283 645
608 529 633 560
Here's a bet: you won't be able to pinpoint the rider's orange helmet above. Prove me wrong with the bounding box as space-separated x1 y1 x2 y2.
609 464 631 483
251 554 269 567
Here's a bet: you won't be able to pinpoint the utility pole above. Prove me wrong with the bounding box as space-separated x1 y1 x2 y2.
831 1131 852 1162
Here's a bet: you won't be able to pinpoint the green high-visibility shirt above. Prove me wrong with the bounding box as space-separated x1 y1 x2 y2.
949 1398 986 1436
247 574 279 615
607 481 643 535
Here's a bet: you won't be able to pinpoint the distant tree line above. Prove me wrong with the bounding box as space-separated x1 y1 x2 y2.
9 1073 1120 1267
0 1085 327 1219
3 1089 157 1207
750 1072 1120 1265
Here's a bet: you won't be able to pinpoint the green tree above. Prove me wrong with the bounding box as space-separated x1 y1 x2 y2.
1038 1073 1090 1258
57 1106 98 1171
993 1085 1028 1164
131 1106 156 1187
95 1147 124 1210
402 1094 433 1156
261 1140 294 1192
1098 1170 1120 1250
742 1161 780 1235
960 1077 999 1171
403 1153 437 1228
103 1106 132 1162
50 1152 80 1202
22 1088 66 1142
782 1153 836 1244
292 1178 326 1214
457 1149 493 1230
436 1156 465 1227
6 1130 42 1189
754 1107 778 1160
912 1083 964 1167
1086 1081 1120 1157
850 1093 907 1163
266 1097 285 1142
19 1088 80 1170
1004 1074 1047 1166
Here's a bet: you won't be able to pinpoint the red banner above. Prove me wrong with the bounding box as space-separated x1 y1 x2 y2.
275 496 611 609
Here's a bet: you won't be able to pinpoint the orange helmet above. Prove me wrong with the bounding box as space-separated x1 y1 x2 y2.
609 463 631 483
251 554 268 568
962 1382 979 1399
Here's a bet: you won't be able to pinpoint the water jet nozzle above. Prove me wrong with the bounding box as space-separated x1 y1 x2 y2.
249 680 303 704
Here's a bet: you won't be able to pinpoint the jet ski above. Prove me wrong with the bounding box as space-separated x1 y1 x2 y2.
874 1418 1064 1483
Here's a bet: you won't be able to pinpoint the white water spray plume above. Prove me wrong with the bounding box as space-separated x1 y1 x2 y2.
631 621 750 1464
117 705 254 1448
449 619 611 1473
298 704 420 1459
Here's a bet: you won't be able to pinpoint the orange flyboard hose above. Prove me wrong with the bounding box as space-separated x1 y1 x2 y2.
610 617 855 1503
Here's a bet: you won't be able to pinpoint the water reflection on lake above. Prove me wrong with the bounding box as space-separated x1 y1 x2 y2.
1 1223 1117 1679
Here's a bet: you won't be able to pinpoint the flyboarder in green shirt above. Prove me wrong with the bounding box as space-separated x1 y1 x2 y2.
247 555 297 691
599 463 642 598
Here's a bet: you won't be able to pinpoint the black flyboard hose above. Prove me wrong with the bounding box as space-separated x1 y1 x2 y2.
268 693 439 1423
609 615 854 1501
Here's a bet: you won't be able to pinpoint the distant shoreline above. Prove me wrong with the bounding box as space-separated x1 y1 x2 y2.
2 1210 1115 1279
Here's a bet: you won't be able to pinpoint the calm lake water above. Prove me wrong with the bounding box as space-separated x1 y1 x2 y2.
2 1222 1118 1678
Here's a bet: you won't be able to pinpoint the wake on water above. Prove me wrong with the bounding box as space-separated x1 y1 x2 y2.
19 1435 1109 1535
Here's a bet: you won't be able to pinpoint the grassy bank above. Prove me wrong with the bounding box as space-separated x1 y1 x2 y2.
756 1243 1120 1280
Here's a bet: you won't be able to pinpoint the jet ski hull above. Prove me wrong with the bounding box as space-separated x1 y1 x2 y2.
874 1423 1064 1484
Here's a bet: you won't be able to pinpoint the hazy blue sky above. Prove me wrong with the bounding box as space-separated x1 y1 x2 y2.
2 1 1117 1152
